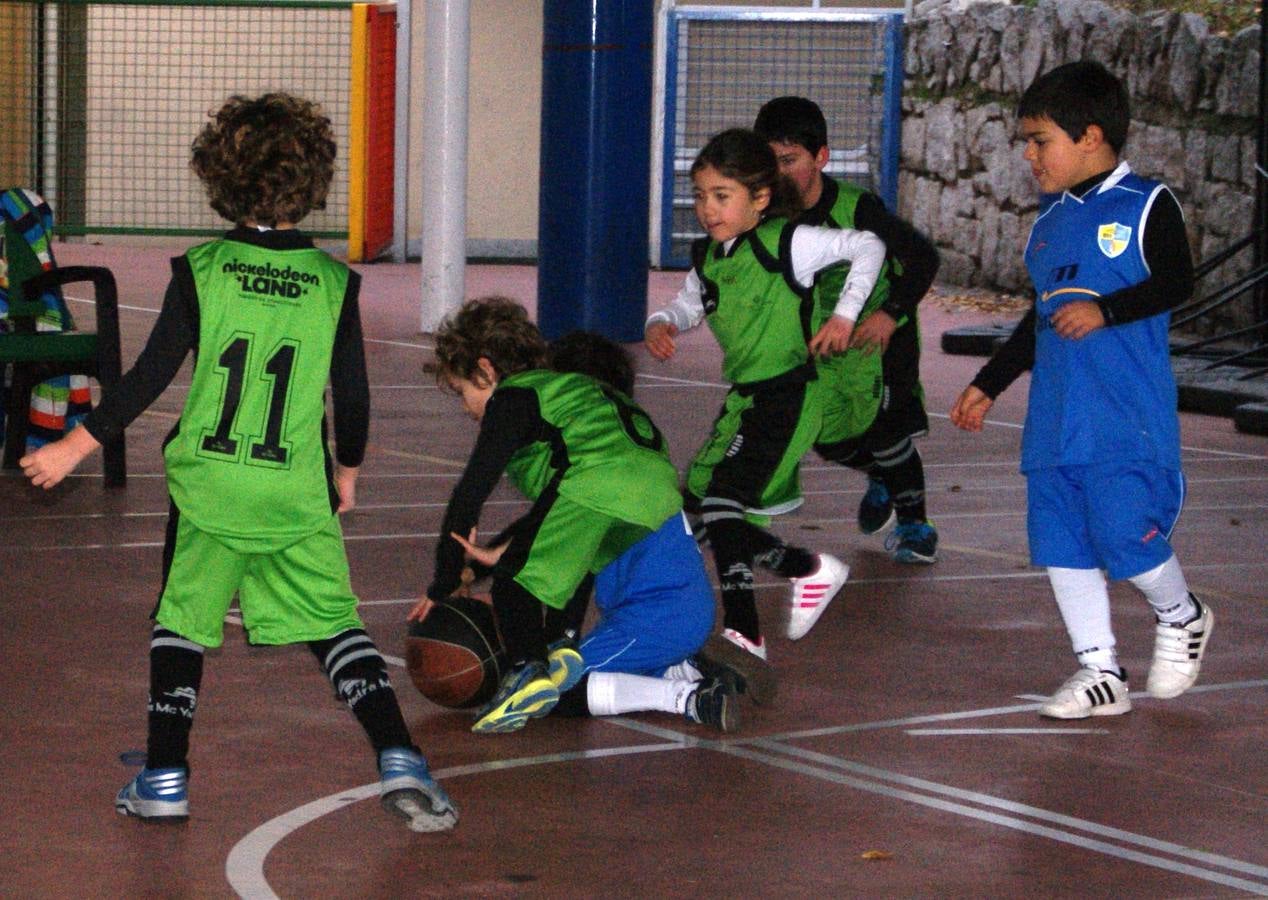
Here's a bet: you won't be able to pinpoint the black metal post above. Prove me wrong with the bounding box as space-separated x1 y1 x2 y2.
1256 2 1268 342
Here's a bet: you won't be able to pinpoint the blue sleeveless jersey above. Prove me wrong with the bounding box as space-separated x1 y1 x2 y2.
1021 164 1181 472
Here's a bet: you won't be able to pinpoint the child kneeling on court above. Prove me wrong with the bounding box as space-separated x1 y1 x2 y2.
21 93 456 830
411 299 750 734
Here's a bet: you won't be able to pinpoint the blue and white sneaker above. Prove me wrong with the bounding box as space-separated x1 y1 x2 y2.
857 478 895 535
379 747 458 832
472 661 560 734
885 520 938 564
116 766 189 820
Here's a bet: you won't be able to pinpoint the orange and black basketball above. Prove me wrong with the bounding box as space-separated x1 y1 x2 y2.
406 595 507 709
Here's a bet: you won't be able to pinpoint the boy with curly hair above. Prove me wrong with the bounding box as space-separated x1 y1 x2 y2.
22 93 457 830
413 298 751 734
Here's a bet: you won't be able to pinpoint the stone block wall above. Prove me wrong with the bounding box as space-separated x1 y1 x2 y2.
901 0 1261 328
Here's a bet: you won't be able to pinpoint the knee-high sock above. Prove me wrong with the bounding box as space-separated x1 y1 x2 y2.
544 572 593 644
1128 555 1196 624
872 437 927 524
146 626 205 770
585 671 697 717
308 629 413 757
702 496 815 642
1047 567 1118 672
491 577 549 666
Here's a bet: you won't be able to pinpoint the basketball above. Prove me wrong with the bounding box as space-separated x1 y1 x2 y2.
406 595 507 709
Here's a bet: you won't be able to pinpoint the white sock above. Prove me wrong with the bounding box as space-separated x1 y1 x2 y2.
1047 566 1118 673
586 671 697 717
661 660 702 682
1128 556 1196 624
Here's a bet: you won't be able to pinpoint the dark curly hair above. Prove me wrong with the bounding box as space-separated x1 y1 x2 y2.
690 128 800 221
432 296 547 387
548 330 636 397
190 92 336 227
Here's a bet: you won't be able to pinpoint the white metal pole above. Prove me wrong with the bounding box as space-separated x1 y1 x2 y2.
419 0 469 332
390 0 411 262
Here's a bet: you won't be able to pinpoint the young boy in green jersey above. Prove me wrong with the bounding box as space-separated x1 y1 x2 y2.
21 93 457 831
411 298 753 734
755 96 941 563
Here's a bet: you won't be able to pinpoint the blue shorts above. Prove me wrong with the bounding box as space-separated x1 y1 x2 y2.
1026 462 1185 580
578 512 715 677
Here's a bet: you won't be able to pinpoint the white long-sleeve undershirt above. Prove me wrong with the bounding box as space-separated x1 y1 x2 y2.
646 224 886 333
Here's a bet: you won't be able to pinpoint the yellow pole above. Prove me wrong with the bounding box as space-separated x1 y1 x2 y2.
347 3 369 262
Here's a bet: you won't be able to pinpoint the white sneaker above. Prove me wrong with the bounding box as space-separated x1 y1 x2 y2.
786 554 849 640
1147 598 1213 700
1039 667 1132 719
720 627 767 661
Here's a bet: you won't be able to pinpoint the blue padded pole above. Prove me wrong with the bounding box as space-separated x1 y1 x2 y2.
538 0 653 342
879 12 905 212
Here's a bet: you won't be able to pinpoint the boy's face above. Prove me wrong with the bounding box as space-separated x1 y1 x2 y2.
447 358 497 422
769 140 828 209
692 164 770 243
1019 115 1113 195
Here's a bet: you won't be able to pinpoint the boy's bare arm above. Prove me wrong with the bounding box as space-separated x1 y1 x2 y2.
20 424 101 489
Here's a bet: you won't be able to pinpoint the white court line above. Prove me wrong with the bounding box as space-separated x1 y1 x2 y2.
906 727 1108 735
224 681 1268 899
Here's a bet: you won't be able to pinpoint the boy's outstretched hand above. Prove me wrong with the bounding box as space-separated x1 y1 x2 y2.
644 321 678 361
950 385 994 432
20 424 100 489
809 315 855 357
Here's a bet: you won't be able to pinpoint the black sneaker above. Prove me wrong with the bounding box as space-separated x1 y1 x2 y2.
685 677 739 732
695 633 777 704
857 478 895 535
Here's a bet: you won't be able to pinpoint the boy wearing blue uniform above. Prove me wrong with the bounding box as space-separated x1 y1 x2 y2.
951 62 1212 719
22 94 457 829
411 299 747 734
754 97 941 563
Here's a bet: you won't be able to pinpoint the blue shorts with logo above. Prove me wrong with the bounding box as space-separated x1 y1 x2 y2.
1026 461 1184 580
578 512 715 677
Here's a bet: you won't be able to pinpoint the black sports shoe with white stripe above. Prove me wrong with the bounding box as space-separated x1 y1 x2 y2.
1039 667 1132 719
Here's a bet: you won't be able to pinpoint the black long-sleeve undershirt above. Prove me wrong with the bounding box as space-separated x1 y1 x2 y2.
427 385 543 601
82 227 370 467
971 171 1194 400
851 191 941 321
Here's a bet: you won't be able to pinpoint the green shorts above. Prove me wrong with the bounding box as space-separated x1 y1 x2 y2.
816 348 884 446
156 512 363 648
501 492 649 610
685 376 822 513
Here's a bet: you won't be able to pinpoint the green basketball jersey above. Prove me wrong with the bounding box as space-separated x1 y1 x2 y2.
499 370 681 530
805 178 894 332
693 218 813 385
802 178 897 442
164 238 350 551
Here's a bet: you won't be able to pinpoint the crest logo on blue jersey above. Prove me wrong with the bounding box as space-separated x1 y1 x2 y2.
1097 222 1131 259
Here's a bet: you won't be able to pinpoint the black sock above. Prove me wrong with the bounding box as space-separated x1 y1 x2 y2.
146 627 204 771
308 629 413 756
873 438 927 524
491 577 548 666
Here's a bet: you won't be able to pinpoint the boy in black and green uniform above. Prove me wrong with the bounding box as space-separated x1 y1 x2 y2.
412 299 741 734
756 96 941 563
21 93 456 832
